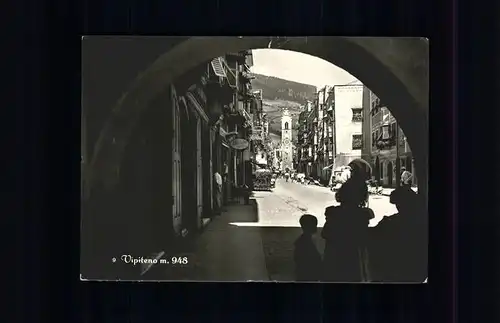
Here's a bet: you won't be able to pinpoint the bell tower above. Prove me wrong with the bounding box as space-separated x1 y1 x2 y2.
281 108 293 171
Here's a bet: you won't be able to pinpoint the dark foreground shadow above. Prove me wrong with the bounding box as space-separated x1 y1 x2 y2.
220 198 259 223
144 224 426 283
143 225 310 282
82 196 426 283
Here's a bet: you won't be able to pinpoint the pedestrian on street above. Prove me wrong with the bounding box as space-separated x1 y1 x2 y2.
213 171 223 216
400 167 413 188
321 178 374 282
222 163 229 209
294 214 322 282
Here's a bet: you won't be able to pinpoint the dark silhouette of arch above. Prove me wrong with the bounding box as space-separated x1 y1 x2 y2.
375 156 380 182
387 162 393 187
83 36 428 200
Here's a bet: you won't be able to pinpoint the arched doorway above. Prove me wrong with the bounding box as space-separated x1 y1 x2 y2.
84 36 428 199
374 156 380 183
387 162 393 187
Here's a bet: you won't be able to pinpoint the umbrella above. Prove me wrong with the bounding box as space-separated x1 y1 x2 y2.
348 159 372 181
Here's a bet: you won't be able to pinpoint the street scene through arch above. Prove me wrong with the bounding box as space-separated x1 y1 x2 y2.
81 37 428 283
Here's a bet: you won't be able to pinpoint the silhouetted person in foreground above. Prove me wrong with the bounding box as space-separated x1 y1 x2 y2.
321 178 374 282
294 214 322 281
369 186 427 282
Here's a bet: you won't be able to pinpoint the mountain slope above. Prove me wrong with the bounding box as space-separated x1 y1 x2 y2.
250 73 316 143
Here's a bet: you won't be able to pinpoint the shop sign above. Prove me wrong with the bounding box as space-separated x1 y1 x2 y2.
230 138 249 150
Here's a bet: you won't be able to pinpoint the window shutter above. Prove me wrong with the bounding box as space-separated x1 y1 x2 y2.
211 58 227 77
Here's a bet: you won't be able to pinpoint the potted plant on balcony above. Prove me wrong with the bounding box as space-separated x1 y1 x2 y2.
376 140 386 150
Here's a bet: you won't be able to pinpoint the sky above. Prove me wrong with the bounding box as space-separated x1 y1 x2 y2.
249 49 358 90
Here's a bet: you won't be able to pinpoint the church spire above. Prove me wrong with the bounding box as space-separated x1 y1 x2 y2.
280 107 293 171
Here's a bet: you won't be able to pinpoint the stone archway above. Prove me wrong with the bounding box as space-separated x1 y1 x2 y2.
86 36 428 198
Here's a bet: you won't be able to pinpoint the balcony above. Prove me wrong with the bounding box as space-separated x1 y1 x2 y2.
374 137 396 150
225 51 248 65
219 58 251 96
370 97 388 117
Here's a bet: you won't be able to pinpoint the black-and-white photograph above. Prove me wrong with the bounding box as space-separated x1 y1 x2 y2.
81 36 428 283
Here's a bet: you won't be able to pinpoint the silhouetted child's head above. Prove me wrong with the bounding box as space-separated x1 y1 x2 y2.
299 214 318 235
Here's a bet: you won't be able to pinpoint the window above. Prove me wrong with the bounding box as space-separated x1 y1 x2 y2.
352 108 363 122
352 134 363 150
390 122 396 138
284 122 289 130
382 126 390 139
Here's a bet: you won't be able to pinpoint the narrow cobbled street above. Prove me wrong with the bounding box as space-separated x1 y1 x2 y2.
164 179 397 281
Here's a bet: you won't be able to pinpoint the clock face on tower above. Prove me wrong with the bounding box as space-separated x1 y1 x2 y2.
283 138 290 146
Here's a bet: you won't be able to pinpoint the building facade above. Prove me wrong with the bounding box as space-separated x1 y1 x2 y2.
169 50 258 240
294 83 417 189
331 83 364 173
294 81 367 184
249 89 270 168
315 86 336 182
296 100 314 175
364 89 417 188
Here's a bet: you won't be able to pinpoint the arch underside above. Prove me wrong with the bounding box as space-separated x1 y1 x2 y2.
87 36 428 195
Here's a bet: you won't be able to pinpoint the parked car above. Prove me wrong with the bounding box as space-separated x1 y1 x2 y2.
254 169 274 191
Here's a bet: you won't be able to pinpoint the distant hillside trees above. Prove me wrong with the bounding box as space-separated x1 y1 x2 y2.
250 74 317 103
250 73 316 137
